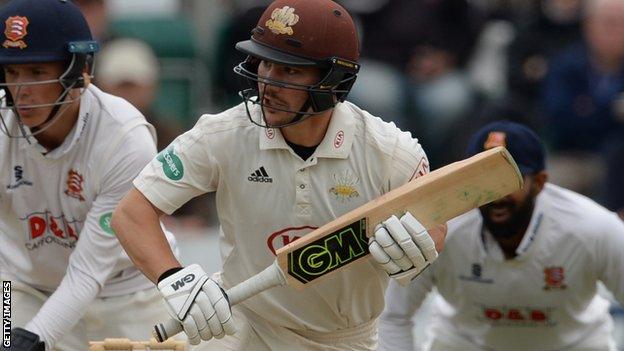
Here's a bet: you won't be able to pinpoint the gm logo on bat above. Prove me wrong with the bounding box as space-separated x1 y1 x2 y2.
171 274 195 291
287 218 368 284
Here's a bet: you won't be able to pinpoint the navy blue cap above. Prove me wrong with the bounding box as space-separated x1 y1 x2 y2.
0 0 97 64
466 120 546 175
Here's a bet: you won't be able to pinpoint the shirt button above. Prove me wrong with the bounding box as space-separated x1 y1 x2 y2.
299 184 305 189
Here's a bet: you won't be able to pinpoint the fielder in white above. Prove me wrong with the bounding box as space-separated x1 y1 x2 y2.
379 120 624 351
0 0 176 349
111 0 446 350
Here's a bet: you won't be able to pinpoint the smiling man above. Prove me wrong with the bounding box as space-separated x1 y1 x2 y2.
379 120 624 351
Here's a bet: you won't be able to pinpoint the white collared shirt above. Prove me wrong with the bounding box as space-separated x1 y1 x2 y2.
134 101 429 331
0 85 163 296
380 183 624 351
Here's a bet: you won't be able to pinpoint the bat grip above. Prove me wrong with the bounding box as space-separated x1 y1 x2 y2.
153 261 286 342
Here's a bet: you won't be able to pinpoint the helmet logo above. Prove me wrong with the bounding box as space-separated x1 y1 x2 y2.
265 6 299 35
3 16 29 49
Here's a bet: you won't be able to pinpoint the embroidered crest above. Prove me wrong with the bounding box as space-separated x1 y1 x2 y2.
3 16 29 49
329 170 359 202
64 169 85 201
543 267 567 290
484 131 507 150
266 6 299 35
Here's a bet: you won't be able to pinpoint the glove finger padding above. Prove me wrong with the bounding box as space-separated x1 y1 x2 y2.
181 316 201 345
400 212 438 262
370 212 440 285
372 224 414 270
203 279 236 337
368 238 402 274
192 295 215 340
382 215 427 269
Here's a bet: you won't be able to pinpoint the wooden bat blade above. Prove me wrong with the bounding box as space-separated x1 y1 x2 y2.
276 146 522 289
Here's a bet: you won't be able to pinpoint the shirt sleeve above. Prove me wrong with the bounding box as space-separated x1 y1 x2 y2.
378 268 435 351
134 120 219 214
594 210 624 305
25 125 157 349
386 129 430 191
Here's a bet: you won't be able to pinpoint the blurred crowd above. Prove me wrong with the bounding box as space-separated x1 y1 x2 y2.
57 0 624 227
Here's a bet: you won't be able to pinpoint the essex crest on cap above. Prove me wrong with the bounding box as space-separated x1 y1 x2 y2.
3 16 29 49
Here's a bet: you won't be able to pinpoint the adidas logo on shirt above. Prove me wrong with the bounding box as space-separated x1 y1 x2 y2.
248 166 273 183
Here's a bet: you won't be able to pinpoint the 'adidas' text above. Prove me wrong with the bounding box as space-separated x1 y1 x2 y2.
248 166 273 183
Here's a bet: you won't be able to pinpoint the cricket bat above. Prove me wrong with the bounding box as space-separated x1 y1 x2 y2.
153 146 523 342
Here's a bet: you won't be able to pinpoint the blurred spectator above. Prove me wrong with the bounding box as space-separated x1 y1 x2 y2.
541 0 624 206
73 0 110 42
211 6 265 107
507 0 583 118
97 38 183 150
357 0 486 168
97 38 216 229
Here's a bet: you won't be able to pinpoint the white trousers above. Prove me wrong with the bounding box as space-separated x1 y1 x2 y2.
5 277 172 350
192 304 378 351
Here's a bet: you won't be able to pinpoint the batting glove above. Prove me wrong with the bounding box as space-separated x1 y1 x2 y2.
1 328 45 351
157 264 236 345
369 212 438 286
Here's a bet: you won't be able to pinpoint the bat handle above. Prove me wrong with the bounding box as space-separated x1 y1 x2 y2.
153 261 286 342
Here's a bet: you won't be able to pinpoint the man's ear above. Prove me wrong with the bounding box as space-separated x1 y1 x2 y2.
532 170 548 194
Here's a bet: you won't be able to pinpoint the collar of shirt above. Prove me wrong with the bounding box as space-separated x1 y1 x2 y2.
258 102 356 160
480 192 547 261
21 87 94 160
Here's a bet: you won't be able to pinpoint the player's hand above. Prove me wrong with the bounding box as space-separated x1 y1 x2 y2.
157 264 236 345
1 327 45 351
369 212 445 285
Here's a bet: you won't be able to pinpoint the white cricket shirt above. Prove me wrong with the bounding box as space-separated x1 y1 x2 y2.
134 101 429 332
380 183 624 351
0 85 163 296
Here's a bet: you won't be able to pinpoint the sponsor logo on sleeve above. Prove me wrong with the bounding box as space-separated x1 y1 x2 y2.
99 212 115 236
157 146 184 181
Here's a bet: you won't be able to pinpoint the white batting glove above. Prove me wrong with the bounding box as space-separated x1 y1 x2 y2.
157 264 236 345
369 212 438 286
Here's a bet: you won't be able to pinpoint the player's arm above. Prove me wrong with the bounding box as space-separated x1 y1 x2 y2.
112 123 237 345
369 129 447 285
112 188 179 282
378 268 435 351
595 210 624 304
